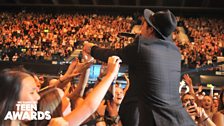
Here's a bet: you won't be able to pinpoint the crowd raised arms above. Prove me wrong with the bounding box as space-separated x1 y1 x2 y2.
0 10 224 126
0 55 123 126
181 73 224 126
1 54 223 126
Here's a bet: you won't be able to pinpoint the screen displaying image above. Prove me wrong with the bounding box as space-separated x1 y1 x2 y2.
89 64 101 81
88 64 128 84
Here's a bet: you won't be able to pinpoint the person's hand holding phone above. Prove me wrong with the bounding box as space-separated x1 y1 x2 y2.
184 100 198 117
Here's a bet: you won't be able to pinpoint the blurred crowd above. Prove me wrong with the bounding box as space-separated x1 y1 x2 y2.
0 11 223 69
174 17 224 69
0 11 224 125
0 12 134 63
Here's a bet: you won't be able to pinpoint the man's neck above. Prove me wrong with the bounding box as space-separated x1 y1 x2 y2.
141 32 156 40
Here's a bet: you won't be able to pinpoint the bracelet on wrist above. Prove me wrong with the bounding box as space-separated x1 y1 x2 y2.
95 112 105 123
202 116 209 122
95 116 105 123
107 115 120 124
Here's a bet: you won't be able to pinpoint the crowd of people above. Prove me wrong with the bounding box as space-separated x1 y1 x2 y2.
0 54 124 126
181 74 223 126
174 17 224 69
0 9 224 126
0 11 135 63
0 11 223 69
0 49 223 126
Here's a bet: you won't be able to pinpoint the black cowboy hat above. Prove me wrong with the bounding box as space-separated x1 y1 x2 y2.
144 9 177 39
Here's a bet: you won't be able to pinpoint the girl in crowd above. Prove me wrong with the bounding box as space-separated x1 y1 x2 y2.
212 88 224 126
96 86 124 126
31 87 65 126
0 70 40 126
0 56 121 126
201 95 214 118
182 93 216 126
31 56 93 126
80 62 125 126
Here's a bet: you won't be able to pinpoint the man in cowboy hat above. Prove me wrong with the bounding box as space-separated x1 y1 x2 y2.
83 9 195 126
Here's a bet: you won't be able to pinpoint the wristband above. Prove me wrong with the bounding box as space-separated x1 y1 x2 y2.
95 116 105 123
95 112 105 123
202 117 209 122
107 115 120 124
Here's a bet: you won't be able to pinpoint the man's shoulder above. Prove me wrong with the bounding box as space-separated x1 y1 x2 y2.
139 36 174 47
138 37 180 53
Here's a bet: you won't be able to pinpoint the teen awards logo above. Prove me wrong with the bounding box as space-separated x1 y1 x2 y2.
4 101 51 120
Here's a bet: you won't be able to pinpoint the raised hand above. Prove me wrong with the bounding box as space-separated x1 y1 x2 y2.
106 56 122 78
183 74 193 86
184 101 198 118
82 50 94 62
183 74 195 94
71 59 94 76
98 63 108 78
83 42 96 55
64 59 79 77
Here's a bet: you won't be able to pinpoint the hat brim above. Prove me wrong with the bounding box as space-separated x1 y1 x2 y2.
144 9 167 40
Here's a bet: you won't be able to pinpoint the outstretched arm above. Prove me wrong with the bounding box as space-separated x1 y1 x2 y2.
83 39 138 64
50 59 92 89
64 56 122 126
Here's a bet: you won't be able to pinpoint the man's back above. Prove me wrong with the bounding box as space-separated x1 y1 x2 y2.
137 37 181 106
85 8 196 126
90 36 195 125
133 37 195 126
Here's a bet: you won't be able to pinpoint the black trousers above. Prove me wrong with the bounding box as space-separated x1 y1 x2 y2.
119 101 139 126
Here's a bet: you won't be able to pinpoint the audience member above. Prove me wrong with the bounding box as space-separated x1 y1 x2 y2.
212 88 224 126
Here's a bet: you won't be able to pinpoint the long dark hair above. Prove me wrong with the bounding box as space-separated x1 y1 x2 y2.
218 88 224 111
0 70 30 126
30 87 63 126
